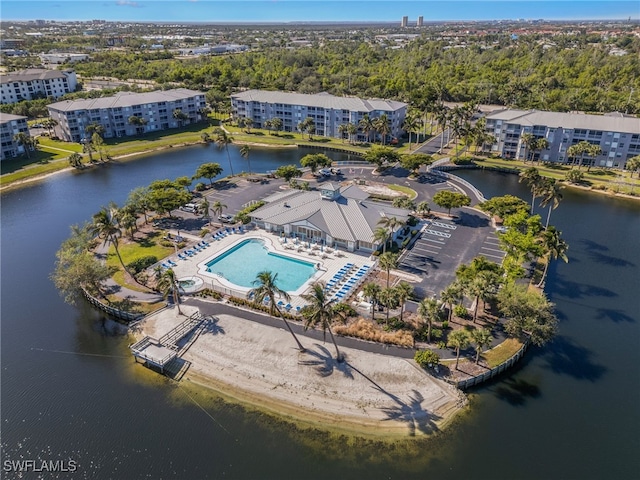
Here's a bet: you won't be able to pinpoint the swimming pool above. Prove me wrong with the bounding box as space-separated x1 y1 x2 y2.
200 238 318 292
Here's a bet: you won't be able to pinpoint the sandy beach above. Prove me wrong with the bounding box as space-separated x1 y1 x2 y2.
135 304 466 437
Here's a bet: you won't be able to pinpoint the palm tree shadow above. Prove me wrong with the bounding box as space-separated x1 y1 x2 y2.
201 315 225 335
299 344 354 379
348 363 441 436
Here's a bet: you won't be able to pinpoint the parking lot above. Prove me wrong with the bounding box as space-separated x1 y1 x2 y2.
399 207 505 298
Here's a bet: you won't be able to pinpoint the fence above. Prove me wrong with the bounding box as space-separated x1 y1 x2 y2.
430 168 488 203
82 289 145 323
448 341 530 390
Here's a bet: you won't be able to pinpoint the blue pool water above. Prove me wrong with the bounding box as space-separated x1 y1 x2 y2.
205 239 316 291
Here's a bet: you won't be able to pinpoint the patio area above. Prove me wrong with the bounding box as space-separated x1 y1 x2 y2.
157 226 377 312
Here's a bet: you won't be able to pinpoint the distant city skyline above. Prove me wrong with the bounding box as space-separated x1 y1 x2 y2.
1 1 639 23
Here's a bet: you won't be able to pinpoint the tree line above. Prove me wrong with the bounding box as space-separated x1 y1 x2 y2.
69 36 640 114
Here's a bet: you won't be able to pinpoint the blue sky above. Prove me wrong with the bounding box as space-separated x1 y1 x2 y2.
1 1 638 22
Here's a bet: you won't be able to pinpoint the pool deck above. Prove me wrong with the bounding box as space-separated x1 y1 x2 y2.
161 227 376 311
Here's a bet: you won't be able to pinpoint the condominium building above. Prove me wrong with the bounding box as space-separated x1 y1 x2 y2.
401 16 409 28
231 90 407 142
47 88 206 142
485 109 640 169
1 69 78 104
0 113 30 161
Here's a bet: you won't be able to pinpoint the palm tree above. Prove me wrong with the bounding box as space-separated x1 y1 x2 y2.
519 167 543 214
418 298 442 343
520 133 537 163
90 205 130 276
213 127 234 176
440 283 461 323
173 108 188 127
13 132 35 159
377 216 403 251
362 282 381 321
239 144 251 174
539 179 563 228
198 197 211 224
378 252 399 289
448 329 470 369
68 152 83 168
346 122 358 144
359 114 375 143
42 117 58 137
379 287 399 324
338 123 348 143
586 144 602 172
536 226 569 287
416 201 431 217
248 271 305 351
403 115 419 152
468 272 495 323
374 114 391 145
534 138 550 163
263 119 273 135
209 200 227 224
271 117 283 135
435 105 450 152
301 282 343 361
156 268 182 315
372 226 391 254
470 328 493 364
394 281 414 323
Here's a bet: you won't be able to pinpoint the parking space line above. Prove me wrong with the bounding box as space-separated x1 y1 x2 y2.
424 229 451 238
431 221 457 230
412 246 441 253
411 247 440 255
481 246 504 253
420 237 446 245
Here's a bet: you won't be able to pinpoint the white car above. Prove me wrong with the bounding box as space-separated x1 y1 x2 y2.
180 203 198 213
319 168 332 177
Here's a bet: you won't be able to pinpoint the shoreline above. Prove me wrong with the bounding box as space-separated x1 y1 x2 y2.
135 305 466 438
2 138 637 202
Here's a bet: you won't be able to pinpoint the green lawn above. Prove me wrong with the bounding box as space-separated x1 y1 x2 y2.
225 125 370 154
106 232 174 290
483 337 524 368
388 184 418 199
473 156 640 195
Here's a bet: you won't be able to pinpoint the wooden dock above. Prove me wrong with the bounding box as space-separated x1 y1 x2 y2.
130 311 209 377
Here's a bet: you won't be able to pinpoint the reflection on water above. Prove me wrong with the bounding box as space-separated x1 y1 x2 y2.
1 153 639 479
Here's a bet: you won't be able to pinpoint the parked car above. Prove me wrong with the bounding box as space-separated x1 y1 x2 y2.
319 168 332 177
331 168 342 175
180 203 198 213
219 213 234 223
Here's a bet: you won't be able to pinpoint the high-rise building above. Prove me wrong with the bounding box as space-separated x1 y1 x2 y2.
401 16 408 28
417 16 424 27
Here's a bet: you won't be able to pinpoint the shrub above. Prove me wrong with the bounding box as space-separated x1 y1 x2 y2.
333 302 357 317
196 288 222 300
199 228 210 237
454 304 469 318
407 216 418 226
411 229 418 236
160 240 174 247
414 349 440 368
127 255 158 274
333 318 414 347
441 320 449 329
452 157 475 165
195 182 206 191
437 341 447 349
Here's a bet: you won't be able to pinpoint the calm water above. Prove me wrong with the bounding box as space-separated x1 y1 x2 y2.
1 148 638 480
205 238 316 291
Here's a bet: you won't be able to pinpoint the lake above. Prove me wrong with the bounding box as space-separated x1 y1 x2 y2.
1 148 638 479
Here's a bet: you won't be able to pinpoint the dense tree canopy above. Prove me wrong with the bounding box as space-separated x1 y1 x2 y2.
69 36 640 114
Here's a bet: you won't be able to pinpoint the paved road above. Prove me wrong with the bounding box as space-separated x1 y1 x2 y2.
414 128 451 155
